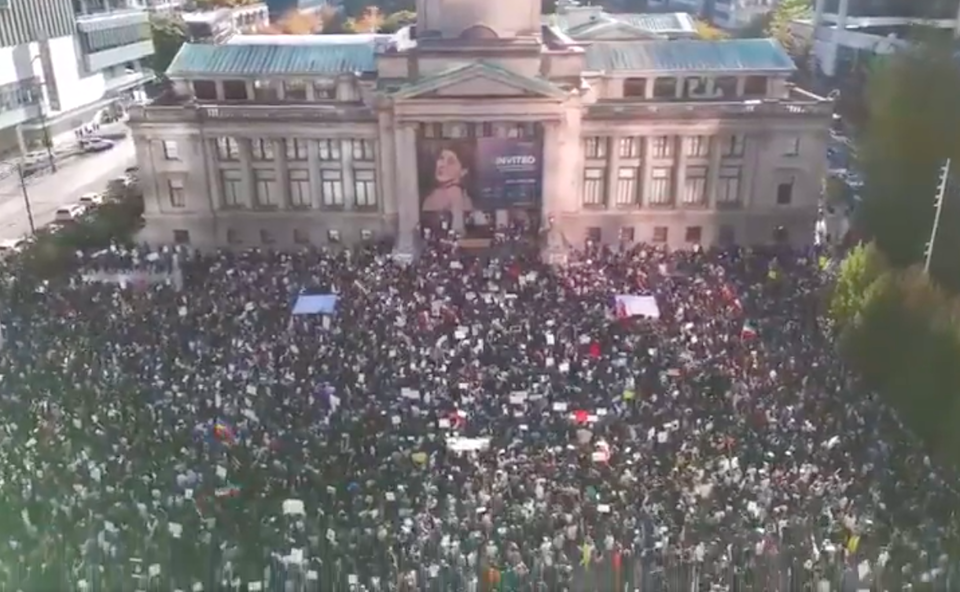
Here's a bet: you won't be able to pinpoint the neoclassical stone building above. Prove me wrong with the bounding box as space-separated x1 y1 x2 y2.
129 0 832 256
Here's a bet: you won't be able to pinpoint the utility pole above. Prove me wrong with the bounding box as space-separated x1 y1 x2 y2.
17 163 35 235
925 158 950 275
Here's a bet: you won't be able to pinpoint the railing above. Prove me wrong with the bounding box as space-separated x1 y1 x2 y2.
587 99 833 120
129 103 376 123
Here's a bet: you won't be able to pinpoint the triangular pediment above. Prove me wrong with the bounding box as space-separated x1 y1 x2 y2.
392 61 567 100
571 21 666 41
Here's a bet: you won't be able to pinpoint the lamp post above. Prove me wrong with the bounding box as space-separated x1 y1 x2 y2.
0 163 36 236
30 54 56 173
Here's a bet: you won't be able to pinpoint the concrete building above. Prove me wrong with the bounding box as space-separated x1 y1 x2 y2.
183 3 270 43
128 0 831 257
0 0 155 154
646 0 778 30
805 0 960 77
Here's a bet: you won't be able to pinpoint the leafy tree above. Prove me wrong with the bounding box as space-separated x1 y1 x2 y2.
857 35 960 291
829 242 886 332
149 14 186 76
345 6 384 33
259 9 324 34
379 10 416 34
738 0 809 54
693 19 728 40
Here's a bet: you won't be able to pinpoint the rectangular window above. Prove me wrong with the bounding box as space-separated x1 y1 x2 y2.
253 80 278 102
582 168 605 206
623 78 647 98
777 180 794 205
167 178 185 208
354 169 377 208
652 77 677 99
653 226 668 244
620 227 635 242
260 229 275 245
216 137 239 161
161 140 179 160
682 166 708 206
649 167 673 206
321 169 344 207
289 169 311 208
722 134 746 158
254 170 277 207
285 139 308 161
221 170 243 207
744 75 767 97
441 123 468 138
619 137 640 159
173 229 190 244
717 166 742 205
686 135 709 158
251 138 274 161
284 80 308 101
584 137 607 159
616 167 638 206
352 139 375 161
685 226 703 244
313 81 336 99
652 136 673 159
318 139 341 162
294 228 311 245
226 228 241 244
782 136 801 157
586 227 602 243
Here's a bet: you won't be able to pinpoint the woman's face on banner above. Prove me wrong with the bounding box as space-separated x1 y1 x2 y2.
435 148 466 186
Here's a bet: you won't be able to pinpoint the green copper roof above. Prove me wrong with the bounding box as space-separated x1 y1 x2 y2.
585 39 797 73
166 42 377 77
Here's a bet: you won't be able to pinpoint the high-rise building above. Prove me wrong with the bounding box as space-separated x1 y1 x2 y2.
809 0 960 77
0 0 156 154
129 0 831 257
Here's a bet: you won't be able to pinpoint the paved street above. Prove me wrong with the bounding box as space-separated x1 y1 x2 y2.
0 137 135 241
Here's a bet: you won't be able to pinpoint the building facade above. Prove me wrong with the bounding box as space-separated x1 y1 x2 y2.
129 0 831 256
805 0 960 77
646 0 778 30
0 0 155 154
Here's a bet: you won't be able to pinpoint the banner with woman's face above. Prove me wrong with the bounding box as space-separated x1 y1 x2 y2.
417 136 542 216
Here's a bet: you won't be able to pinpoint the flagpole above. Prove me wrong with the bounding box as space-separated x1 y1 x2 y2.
925 158 951 275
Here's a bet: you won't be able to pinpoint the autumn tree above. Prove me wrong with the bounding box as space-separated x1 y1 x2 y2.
379 10 416 34
693 19 728 40
345 6 384 33
259 9 323 34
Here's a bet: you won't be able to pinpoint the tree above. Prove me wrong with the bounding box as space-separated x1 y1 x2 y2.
738 0 809 55
149 14 186 76
829 242 886 332
857 35 960 291
345 6 384 33
693 19 729 40
259 9 324 34
379 10 416 34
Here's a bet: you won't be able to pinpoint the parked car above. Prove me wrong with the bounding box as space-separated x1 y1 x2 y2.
80 138 115 153
0 238 27 258
78 192 104 207
54 204 87 223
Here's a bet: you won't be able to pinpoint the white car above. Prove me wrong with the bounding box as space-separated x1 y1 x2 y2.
0 238 27 257
54 204 87 223
78 192 104 207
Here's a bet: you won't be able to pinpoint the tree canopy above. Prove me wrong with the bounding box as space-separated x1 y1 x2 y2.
857 35 960 292
149 14 186 76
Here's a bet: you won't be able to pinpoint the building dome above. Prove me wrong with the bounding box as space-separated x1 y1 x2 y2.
416 0 542 40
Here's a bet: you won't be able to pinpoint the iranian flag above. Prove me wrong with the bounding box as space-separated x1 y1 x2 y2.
741 322 758 340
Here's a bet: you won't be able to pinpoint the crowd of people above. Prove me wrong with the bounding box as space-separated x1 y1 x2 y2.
0 229 958 592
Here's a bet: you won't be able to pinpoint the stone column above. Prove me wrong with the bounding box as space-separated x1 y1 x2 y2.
639 136 653 207
273 139 290 209
813 0 827 29
377 111 398 217
742 133 764 209
674 136 688 207
706 136 722 208
205 139 222 213
604 135 621 209
393 124 419 255
237 138 255 208
340 139 356 210
307 139 322 209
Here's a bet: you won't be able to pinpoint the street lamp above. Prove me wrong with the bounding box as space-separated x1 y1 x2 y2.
30 54 56 173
